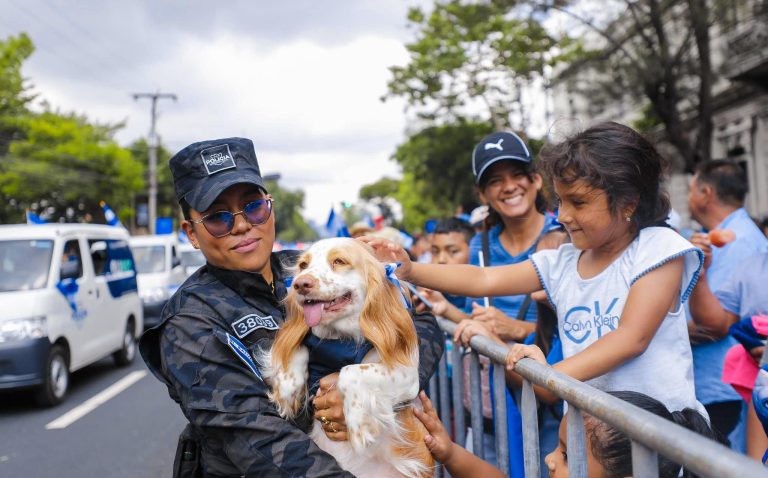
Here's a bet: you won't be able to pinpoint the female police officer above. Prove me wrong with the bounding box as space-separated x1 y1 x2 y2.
139 137 444 477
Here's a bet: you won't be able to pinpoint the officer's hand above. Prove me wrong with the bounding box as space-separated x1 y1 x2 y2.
313 373 348 441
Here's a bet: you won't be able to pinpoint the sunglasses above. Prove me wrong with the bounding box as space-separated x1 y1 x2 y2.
190 198 273 238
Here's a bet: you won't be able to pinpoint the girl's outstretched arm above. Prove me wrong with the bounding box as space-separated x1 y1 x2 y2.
553 256 685 382
359 237 542 298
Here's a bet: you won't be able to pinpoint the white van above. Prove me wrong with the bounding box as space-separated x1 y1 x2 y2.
0 224 143 406
128 235 187 329
178 242 206 278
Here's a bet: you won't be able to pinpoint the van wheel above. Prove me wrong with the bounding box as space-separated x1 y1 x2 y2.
113 320 136 366
35 345 69 407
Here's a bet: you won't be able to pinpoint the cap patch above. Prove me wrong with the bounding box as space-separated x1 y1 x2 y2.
200 144 236 175
484 138 504 151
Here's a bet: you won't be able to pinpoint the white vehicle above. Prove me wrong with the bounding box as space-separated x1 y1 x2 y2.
128 235 186 329
178 242 206 278
0 224 143 406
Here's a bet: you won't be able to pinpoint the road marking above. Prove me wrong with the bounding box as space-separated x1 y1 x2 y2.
45 370 147 430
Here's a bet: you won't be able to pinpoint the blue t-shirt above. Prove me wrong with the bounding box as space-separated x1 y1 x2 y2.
715 253 768 320
692 208 768 404
465 213 560 322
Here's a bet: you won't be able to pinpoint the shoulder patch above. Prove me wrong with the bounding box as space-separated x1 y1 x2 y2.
225 333 263 380
232 313 279 339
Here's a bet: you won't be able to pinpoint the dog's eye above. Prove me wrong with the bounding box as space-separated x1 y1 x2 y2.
298 261 308 270
332 258 347 267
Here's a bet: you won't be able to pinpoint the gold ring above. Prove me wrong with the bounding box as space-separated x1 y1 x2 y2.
319 416 329 425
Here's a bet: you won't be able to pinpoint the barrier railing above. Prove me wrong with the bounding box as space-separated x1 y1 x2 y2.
428 317 768 478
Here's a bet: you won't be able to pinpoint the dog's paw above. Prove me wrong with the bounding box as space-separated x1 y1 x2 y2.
267 347 309 419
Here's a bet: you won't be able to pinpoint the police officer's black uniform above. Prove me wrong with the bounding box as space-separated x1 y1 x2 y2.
139 137 445 477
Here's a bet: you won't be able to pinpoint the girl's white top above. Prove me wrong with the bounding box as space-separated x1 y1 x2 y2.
531 226 704 413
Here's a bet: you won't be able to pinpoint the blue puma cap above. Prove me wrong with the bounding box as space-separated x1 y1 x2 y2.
471 131 532 184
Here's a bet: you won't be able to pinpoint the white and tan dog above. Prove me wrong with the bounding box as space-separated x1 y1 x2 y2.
263 237 433 478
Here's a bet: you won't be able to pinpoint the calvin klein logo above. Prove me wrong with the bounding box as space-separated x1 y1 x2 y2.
200 144 237 175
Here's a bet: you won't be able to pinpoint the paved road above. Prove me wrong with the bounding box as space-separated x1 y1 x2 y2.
0 355 187 478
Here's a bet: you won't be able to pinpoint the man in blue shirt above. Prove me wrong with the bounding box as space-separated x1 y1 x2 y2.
687 159 768 445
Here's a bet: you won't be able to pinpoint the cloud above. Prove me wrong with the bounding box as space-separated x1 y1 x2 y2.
2 0 428 224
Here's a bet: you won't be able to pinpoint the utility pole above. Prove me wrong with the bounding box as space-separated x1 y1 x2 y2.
133 91 177 234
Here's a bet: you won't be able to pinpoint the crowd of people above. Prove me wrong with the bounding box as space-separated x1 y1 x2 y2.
138 124 768 478
361 123 768 476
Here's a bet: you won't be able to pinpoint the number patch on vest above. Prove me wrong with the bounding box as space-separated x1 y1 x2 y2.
232 313 279 339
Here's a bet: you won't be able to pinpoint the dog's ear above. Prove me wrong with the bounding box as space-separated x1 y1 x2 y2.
272 288 310 370
359 260 418 369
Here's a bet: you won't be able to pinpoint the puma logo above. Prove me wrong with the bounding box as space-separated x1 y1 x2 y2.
484 138 504 151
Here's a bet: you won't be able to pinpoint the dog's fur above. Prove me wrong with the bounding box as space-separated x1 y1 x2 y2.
261 238 434 478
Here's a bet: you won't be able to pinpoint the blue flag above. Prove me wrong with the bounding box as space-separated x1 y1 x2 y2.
325 208 350 238
26 210 46 224
100 201 122 227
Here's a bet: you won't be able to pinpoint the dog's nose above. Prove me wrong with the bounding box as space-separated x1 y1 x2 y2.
292 275 317 295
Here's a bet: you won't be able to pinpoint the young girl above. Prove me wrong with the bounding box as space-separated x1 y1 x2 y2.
545 391 720 478
362 122 704 415
414 390 718 478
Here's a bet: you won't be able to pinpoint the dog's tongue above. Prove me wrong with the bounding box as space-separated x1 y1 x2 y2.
303 302 324 327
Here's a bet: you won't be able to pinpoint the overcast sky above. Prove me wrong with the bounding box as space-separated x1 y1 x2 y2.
1 0 444 225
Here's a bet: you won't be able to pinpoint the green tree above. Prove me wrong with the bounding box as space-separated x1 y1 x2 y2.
385 0 582 130
265 179 318 243
360 120 493 231
0 33 35 156
0 107 143 224
359 177 400 201
539 0 724 170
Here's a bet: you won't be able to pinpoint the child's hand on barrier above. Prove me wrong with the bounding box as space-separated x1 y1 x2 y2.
413 391 454 464
506 343 547 371
453 319 502 347
357 236 413 279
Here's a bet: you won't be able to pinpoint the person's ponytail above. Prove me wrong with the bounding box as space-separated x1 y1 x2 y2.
670 409 726 477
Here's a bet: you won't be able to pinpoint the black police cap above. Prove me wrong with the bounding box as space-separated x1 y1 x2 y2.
169 137 267 212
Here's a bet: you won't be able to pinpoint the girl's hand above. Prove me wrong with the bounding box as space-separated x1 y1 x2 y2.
506 343 547 371
689 232 712 270
413 391 454 463
453 319 502 347
313 373 348 441
471 303 534 341
357 236 413 280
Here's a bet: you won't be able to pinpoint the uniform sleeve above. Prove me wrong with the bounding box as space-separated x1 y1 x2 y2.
411 309 445 391
630 227 703 303
160 315 354 477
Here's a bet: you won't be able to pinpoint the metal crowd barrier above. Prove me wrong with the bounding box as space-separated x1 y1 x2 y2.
427 317 768 478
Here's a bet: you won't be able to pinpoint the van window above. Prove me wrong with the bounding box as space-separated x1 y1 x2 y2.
0 240 54 291
88 239 138 297
132 245 166 274
61 239 84 279
89 240 109 276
